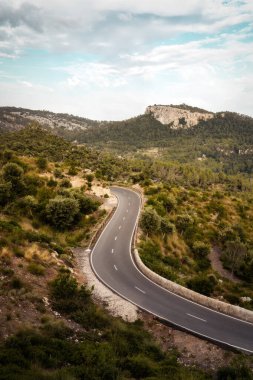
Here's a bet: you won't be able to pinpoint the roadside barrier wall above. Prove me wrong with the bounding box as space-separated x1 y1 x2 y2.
133 248 253 323
131 187 253 324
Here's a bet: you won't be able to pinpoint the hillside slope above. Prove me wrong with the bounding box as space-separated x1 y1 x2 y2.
1 127 226 379
1 105 253 175
0 106 100 137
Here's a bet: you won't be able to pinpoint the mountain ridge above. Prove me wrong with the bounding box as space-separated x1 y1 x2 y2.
1 104 252 136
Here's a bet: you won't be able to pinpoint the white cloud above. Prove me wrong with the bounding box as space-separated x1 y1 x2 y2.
1 0 253 57
0 1 252 119
58 62 127 88
18 80 54 92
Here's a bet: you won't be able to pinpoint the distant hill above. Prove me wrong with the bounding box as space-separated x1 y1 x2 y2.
0 106 101 139
1 105 253 174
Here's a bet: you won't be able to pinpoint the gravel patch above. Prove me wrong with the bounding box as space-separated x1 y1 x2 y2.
74 247 138 322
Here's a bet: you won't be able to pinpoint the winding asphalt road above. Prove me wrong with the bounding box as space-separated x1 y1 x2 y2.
91 187 253 353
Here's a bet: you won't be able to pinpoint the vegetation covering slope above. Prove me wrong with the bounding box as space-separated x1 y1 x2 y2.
0 106 100 134
79 112 253 175
1 106 253 175
0 118 253 378
0 127 218 380
139 183 253 307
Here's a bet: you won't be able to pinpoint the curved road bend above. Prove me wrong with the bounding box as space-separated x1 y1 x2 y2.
91 186 253 353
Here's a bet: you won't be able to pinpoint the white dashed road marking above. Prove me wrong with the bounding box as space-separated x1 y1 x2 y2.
114 265 118 271
187 313 207 322
135 286 146 294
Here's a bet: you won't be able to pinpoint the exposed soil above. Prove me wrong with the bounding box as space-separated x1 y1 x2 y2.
70 175 86 188
74 246 139 322
141 312 236 372
91 183 117 211
209 246 241 283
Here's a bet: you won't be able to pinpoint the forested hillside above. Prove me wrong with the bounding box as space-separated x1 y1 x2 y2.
79 112 253 174
1 106 253 175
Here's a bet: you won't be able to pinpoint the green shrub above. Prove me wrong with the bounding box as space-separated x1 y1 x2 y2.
217 363 252 380
45 196 80 230
157 193 176 213
140 208 161 235
50 272 78 300
125 354 156 378
60 179 72 188
196 256 211 271
72 192 100 214
27 262 45 276
68 166 77 176
10 277 24 289
17 195 37 215
49 272 110 329
2 163 24 183
36 157 47 170
47 178 57 187
225 293 240 305
187 275 216 296
86 174 94 183
53 168 63 178
192 241 210 257
0 181 12 205
23 175 43 196
160 218 175 235
221 240 251 280
175 214 193 233
144 186 162 195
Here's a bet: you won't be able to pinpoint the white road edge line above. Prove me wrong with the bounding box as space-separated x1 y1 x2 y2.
124 187 253 327
114 265 118 271
90 186 253 354
187 313 207 322
135 286 146 294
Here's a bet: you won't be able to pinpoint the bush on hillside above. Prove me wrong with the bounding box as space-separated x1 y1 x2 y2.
192 241 210 258
45 196 80 230
187 274 216 296
140 208 161 235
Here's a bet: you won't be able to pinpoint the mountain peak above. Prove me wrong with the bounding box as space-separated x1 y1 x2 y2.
145 104 214 129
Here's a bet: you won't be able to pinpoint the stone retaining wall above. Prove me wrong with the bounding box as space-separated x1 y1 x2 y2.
133 250 253 323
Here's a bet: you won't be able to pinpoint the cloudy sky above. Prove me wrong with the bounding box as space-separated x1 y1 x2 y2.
0 0 253 120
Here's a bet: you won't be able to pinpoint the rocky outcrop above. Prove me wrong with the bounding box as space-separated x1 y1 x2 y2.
145 104 214 129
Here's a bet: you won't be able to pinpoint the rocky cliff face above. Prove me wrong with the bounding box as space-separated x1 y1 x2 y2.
145 104 214 129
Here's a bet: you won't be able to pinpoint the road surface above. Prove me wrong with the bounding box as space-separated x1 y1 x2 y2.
91 187 253 353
